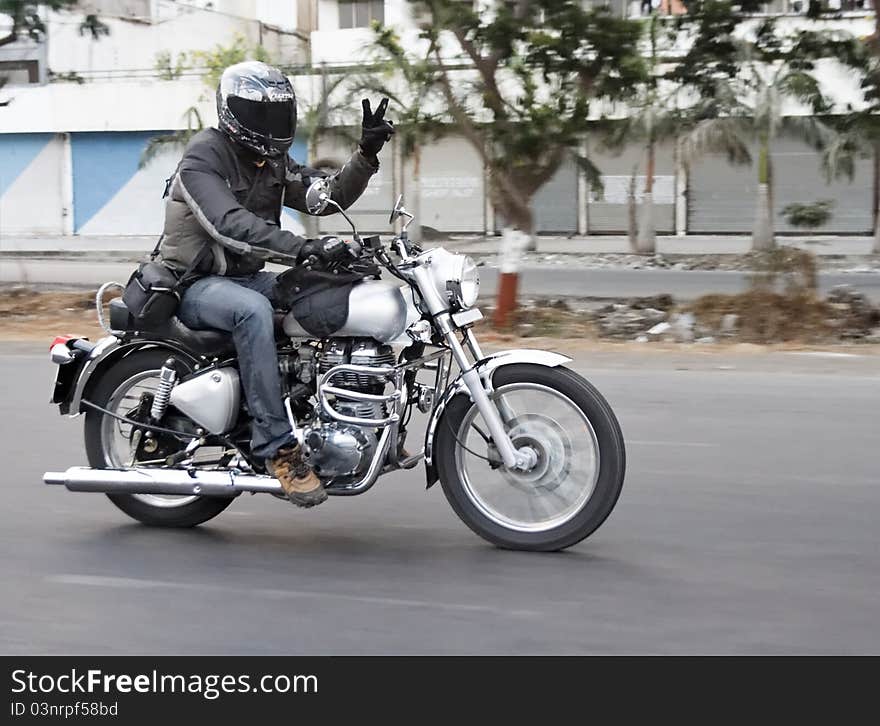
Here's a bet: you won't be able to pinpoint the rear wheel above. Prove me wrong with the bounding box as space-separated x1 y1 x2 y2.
435 364 625 551
83 348 234 527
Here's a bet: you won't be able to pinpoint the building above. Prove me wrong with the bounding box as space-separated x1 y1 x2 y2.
0 0 877 238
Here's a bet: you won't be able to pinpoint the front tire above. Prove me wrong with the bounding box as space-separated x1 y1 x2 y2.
435 364 625 551
84 348 234 528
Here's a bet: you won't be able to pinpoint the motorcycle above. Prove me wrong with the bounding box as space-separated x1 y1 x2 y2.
42 180 626 551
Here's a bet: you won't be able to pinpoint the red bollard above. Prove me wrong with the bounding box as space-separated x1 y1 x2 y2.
493 227 529 330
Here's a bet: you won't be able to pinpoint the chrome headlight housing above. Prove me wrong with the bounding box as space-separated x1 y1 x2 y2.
426 249 480 310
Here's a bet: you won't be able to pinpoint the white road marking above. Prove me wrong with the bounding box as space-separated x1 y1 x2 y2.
786 351 864 359
47 574 540 617
628 440 720 448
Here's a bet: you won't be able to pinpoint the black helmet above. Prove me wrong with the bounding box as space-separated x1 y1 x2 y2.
216 61 297 158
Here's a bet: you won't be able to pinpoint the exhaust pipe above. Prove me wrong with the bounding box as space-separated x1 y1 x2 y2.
43 467 282 497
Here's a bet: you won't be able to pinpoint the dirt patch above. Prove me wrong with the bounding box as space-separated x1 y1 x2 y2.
0 287 111 342
689 290 832 344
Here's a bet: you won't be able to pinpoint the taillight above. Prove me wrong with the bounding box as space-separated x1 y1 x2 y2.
49 335 75 351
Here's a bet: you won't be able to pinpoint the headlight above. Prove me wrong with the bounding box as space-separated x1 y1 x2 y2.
427 250 481 310
458 256 480 309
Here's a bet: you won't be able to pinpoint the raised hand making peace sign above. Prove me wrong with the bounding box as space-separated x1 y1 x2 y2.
358 97 395 158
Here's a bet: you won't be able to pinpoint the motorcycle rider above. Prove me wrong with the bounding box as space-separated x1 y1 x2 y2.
158 61 394 507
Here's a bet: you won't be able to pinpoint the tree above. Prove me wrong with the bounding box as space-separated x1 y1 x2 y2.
290 64 358 236
141 35 271 167
139 106 203 169
820 54 880 254
414 0 647 325
355 24 446 244
672 2 860 250
601 9 752 254
77 12 107 41
0 0 76 48
189 33 270 91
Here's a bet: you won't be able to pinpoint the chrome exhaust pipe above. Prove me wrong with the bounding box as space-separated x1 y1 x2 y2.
43 467 282 497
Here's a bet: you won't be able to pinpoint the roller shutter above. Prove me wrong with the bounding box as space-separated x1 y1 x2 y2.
533 157 578 234
586 140 676 234
405 135 485 234
688 134 873 234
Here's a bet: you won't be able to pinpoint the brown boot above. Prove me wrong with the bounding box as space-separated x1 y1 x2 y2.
268 444 327 508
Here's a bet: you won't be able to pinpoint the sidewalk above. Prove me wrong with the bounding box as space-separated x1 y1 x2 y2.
0 234 876 258
440 234 877 257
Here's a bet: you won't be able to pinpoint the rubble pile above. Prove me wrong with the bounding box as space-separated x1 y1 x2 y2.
824 285 880 341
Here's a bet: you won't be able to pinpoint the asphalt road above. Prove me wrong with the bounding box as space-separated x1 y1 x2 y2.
3 258 880 302
1 347 878 654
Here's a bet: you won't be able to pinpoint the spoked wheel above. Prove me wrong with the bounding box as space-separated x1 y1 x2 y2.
83 349 234 527
435 363 625 551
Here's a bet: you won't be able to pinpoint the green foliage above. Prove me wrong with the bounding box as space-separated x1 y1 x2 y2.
154 50 190 81
139 107 203 169
672 3 860 178
412 0 648 230
781 200 834 231
357 24 445 160
189 33 271 91
78 13 108 41
48 69 84 83
296 67 357 162
141 35 269 166
0 1 78 45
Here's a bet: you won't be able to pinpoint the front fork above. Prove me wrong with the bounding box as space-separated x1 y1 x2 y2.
436 314 535 471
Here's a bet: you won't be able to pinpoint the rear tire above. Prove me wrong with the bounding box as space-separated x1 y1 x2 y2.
435 364 625 551
84 348 234 528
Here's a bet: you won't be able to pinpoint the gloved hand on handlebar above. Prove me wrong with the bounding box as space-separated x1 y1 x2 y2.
298 236 351 270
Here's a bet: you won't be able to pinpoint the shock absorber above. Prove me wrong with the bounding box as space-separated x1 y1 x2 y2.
150 359 177 421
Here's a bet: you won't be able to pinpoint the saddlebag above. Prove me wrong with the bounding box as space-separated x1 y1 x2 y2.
122 238 210 329
121 261 181 328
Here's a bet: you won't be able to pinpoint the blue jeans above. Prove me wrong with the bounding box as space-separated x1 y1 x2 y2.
178 271 295 461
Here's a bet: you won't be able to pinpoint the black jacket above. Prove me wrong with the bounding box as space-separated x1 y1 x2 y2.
159 127 378 278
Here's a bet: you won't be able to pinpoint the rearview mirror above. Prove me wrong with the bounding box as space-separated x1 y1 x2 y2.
389 194 406 224
305 178 331 215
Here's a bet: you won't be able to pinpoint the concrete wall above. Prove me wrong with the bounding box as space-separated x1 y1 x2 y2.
46 4 307 80
1 125 875 237
0 130 311 238
0 134 67 235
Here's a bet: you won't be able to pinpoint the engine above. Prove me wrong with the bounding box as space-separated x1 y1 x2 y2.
302 338 396 480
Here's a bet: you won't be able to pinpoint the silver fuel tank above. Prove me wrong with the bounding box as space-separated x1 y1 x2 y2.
281 280 421 343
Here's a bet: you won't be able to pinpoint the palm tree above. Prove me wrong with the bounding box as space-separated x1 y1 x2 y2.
140 36 272 169
669 6 859 250
139 106 203 169
820 58 880 255
738 50 839 250
290 65 359 237
77 12 108 41
353 26 445 245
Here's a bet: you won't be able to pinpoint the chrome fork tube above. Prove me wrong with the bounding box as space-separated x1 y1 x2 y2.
437 314 526 470
462 328 484 361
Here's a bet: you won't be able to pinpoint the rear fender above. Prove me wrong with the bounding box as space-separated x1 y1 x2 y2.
423 349 572 487
67 336 200 416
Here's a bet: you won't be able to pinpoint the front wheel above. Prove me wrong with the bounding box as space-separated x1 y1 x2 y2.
435 364 626 551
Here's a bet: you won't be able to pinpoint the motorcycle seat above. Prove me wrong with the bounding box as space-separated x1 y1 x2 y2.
109 298 236 357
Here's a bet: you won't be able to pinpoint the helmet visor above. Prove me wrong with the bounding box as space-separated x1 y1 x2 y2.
227 97 295 140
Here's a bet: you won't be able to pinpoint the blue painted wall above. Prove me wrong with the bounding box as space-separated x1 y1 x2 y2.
0 133 53 196
70 131 171 232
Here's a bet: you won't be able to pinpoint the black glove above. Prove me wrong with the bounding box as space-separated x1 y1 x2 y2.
359 97 395 158
298 236 350 269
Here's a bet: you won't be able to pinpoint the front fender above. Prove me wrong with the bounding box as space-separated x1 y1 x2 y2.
423 348 572 486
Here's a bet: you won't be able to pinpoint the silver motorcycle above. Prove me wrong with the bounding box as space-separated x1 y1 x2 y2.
43 180 625 551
